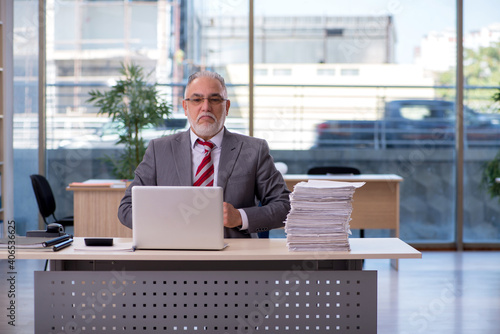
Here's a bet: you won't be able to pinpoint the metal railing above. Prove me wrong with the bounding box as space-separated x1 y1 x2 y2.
14 83 500 150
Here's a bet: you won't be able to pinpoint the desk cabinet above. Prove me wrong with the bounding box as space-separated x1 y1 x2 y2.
68 187 132 237
36 269 376 333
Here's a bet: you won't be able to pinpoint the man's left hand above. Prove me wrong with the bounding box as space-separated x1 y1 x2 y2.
223 202 242 228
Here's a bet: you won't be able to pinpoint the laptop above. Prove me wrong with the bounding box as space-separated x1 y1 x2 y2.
132 186 226 250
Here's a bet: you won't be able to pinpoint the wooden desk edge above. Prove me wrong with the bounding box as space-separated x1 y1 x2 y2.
67 186 127 192
5 238 421 261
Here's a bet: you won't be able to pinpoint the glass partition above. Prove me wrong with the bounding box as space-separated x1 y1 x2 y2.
463 0 500 244
43 0 249 222
254 0 457 243
13 0 39 234
18 0 498 245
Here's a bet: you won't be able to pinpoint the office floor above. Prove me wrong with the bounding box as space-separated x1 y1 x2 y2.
0 251 499 334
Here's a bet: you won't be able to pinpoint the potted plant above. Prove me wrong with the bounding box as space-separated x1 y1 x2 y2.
87 62 171 179
481 86 500 200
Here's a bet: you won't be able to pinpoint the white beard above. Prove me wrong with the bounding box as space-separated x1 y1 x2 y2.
188 111 226 138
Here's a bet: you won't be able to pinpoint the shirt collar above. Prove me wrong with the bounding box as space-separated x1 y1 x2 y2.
190 127 224 149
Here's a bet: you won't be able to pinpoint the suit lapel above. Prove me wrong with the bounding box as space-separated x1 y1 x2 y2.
218 129 242 189
173 130 193 186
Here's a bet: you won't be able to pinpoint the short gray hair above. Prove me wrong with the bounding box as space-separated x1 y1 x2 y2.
184 71 227 98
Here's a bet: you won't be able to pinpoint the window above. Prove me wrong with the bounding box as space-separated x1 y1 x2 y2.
463 0 500 244
326 28 344 37
273 68 292 76
11 0 499 246
255 68 268 76
317 69 335 76
400 106 432 120
13 0 39 235
340 68 360 76
255 0 458 244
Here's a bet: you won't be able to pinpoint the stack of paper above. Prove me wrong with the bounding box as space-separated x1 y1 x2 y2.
285 180 365 251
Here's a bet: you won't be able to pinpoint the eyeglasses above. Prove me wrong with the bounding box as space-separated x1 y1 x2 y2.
184 96 227 106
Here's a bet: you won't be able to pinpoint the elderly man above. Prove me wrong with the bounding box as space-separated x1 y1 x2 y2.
118 71 290 238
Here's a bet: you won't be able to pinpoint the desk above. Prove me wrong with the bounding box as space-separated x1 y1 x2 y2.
8 238 420 333
67 174 402 239
67 186 132 237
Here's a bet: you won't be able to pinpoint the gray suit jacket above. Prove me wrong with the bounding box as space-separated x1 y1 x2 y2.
118 128 291 238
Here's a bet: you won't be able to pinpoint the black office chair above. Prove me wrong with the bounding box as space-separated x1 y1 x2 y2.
307 166 361 175
30 174 74 229
306 166 364 238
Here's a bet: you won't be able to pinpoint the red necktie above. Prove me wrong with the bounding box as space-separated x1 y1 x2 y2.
193 139 215 187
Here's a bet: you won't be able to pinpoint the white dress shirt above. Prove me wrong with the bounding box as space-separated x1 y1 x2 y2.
190 129 249 230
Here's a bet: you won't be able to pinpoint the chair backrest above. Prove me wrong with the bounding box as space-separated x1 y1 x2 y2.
30 174 57 222
307 166 361 175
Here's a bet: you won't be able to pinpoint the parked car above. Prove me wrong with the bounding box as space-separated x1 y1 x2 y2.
314 99 500 148
58 116 249 149
58 116 189 149
96 117 189 143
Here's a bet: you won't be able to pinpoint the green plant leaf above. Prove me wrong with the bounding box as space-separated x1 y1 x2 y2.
87 62 172 178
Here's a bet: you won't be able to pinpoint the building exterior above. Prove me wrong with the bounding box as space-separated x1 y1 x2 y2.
416 22 500 72
193 15 396 68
